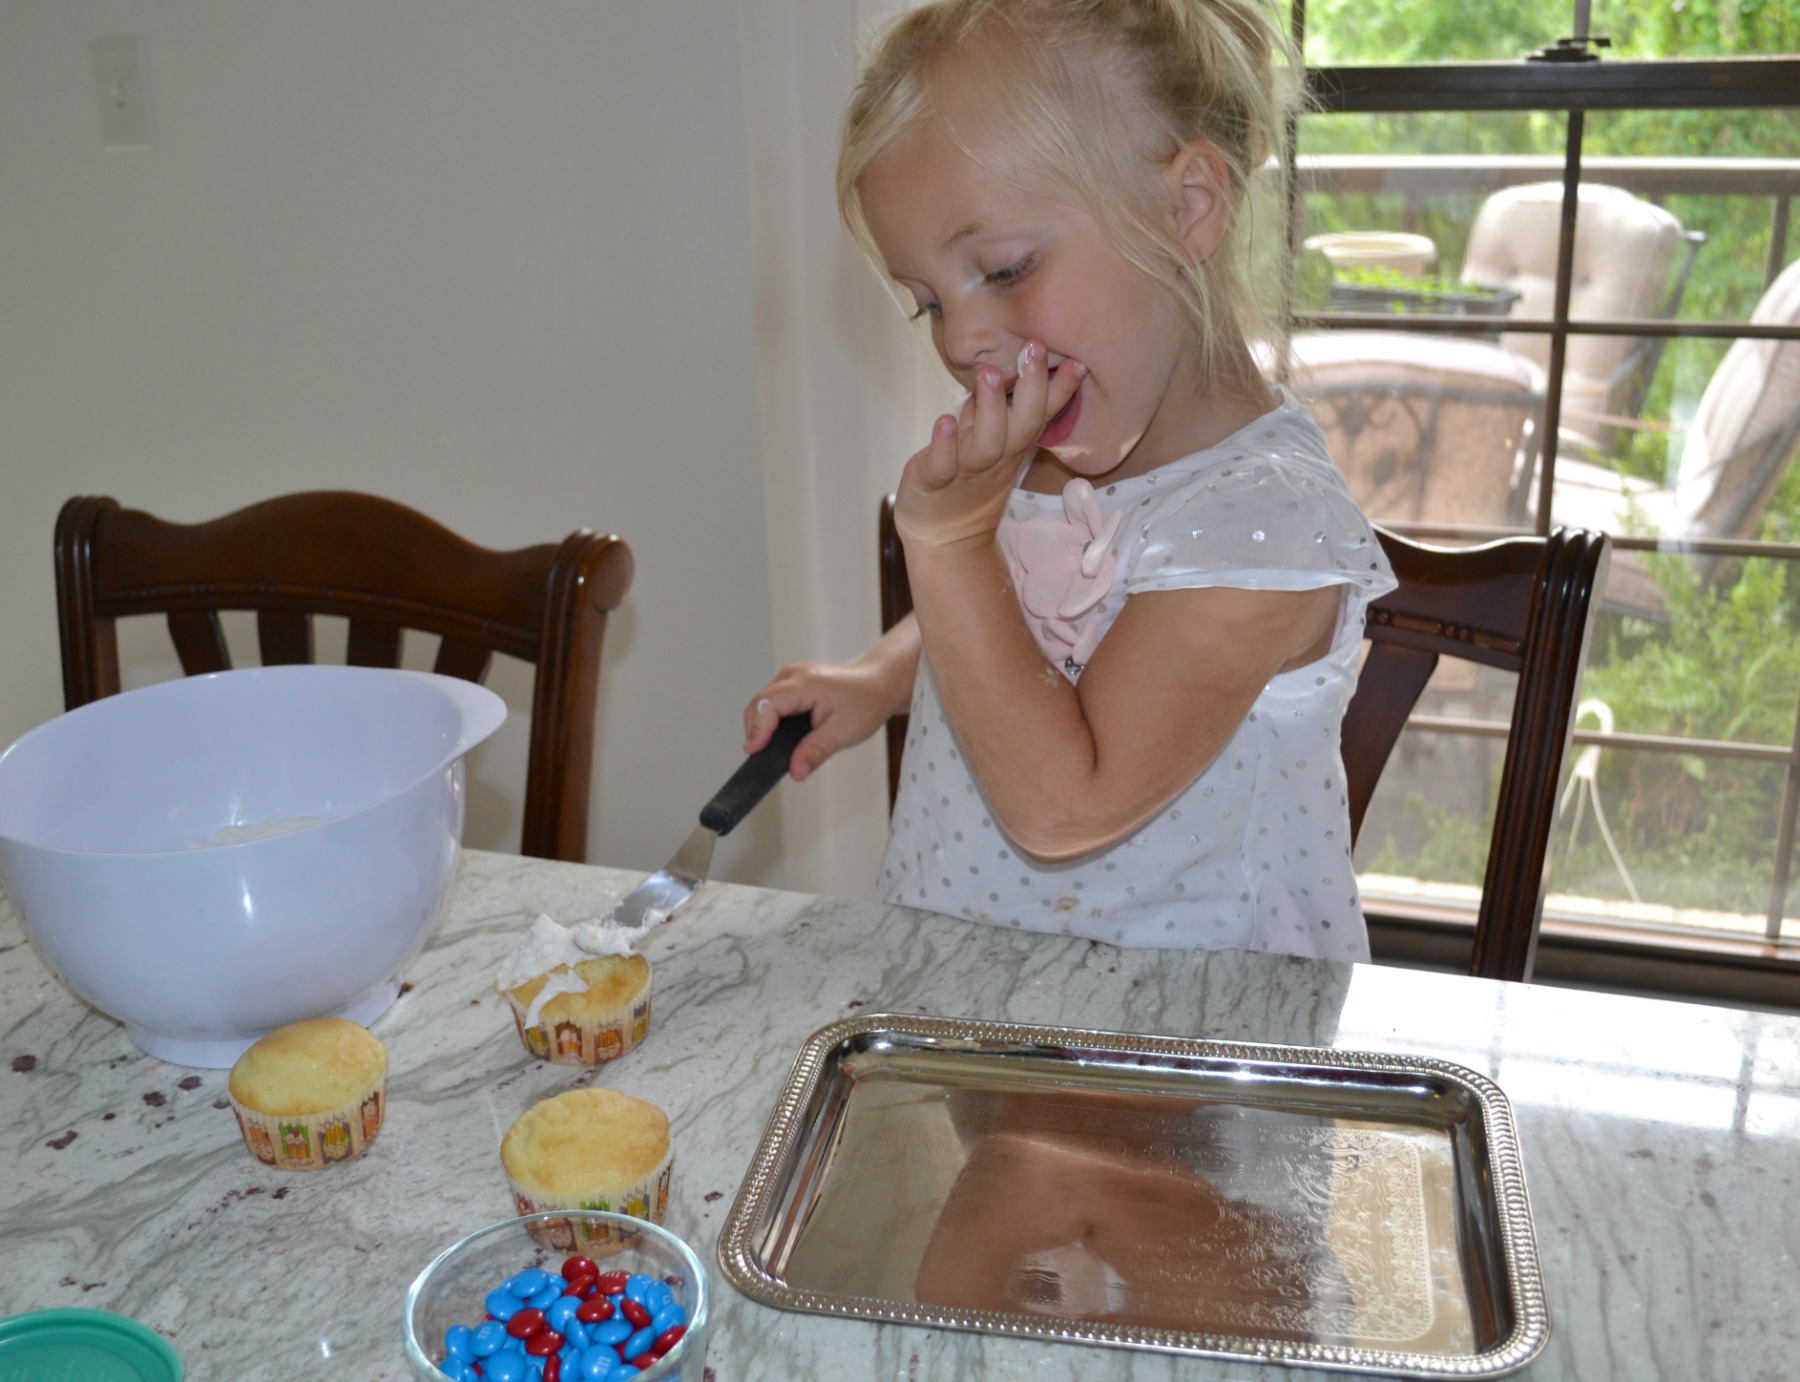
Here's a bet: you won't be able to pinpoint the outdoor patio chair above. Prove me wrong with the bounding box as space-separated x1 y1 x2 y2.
1284 330 1541 528
1462 181 1705 452
878 494 1609 982
1545 254 1800 613
54 491 633 862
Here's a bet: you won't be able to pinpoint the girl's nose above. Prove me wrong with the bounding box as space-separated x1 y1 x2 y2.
940 302 1010 377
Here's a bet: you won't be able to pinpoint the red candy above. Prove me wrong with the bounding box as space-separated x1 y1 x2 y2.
526 1329 565 1357
437 1260 691 1378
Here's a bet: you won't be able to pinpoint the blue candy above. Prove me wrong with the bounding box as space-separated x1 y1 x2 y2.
623 1273 656 1303
443 1323 475 1361
485 1287 526 1321
582 1343 628 1379
506 1268 557 1297
587 1315 631 1346
438 1258 699 1380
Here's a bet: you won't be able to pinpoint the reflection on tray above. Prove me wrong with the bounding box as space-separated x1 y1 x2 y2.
786 1083 1473 1353
722 1016 1547 1378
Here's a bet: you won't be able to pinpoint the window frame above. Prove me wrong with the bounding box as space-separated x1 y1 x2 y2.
1289 47 1800 1001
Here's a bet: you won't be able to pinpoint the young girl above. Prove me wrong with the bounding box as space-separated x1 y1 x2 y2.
745 0 1396 961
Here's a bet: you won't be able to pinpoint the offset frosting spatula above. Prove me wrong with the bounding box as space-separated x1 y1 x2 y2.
605 713 811 931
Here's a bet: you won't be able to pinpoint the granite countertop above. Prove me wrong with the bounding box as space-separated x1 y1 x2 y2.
1 847 1796 1379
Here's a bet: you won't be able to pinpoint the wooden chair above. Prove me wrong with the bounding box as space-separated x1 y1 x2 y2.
878 494 1608 982
54 492 633 863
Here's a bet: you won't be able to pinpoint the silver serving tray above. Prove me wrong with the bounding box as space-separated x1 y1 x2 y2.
719 1013 1548 1378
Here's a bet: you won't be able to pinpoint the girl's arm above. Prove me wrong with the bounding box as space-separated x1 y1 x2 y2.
898 339 1340 861
908 545 1339 861
744 613 921 781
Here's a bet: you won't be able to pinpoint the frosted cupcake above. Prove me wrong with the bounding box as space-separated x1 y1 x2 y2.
501 1087 674 1255
227 1017 386 1170
495 913 654 1065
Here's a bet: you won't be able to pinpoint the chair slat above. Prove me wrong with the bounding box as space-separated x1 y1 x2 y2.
433 637 493 684
168 611 230 675
1343 644 1439 841
257 610 314 666
346 619 402 668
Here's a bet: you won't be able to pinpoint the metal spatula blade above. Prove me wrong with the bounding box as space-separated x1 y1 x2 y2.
606 713 810 930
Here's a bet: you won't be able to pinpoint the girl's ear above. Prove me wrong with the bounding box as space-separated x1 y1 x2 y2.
1165 139 1232 264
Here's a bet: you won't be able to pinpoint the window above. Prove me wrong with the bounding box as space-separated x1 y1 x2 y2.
1288 1 1800 1002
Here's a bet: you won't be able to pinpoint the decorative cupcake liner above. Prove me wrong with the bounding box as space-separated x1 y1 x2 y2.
506 1152 674 1257
508 987 652 1066
231 1082 384 1171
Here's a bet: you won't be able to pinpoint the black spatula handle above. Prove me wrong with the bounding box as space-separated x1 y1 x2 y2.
700 713 812 836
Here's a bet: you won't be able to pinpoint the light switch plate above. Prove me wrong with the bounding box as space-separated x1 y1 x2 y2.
90 36 152 150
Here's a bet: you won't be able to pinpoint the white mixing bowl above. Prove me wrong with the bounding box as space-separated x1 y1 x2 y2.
0 665 506 1067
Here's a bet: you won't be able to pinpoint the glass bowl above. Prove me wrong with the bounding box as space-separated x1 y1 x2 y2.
402 1212 710 1380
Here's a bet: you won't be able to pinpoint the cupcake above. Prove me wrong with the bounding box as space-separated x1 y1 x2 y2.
494 913 654 1065
501 1087 673 1256
227 1016 387 1170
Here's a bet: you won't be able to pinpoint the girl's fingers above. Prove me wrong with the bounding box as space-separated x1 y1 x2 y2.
912 414 962 490
1005 341 1051 454
743 695 779 748
966 365 1009 466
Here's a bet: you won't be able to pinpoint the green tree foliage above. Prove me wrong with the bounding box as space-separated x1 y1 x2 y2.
1584 556 1800 869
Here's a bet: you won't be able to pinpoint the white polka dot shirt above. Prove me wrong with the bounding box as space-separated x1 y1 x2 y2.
877 391 1398 959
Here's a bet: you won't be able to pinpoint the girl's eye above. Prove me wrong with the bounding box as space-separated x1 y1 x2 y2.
984 254 1036 288
909 299 942 322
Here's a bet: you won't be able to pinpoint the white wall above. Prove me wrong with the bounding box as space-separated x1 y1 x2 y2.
0 2 789 890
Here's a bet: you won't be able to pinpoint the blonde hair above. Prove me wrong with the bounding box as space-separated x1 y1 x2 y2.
838 0 1303 375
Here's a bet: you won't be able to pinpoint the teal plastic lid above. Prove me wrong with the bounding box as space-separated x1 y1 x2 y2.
0 1310 182 1382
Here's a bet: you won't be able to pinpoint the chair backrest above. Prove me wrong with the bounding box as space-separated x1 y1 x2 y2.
878 494 1607 982
1462 182 1687 439
54 492 633 863
1672 255 1800 541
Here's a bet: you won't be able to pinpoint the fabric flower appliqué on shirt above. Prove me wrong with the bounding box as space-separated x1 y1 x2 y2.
998 478 1122 676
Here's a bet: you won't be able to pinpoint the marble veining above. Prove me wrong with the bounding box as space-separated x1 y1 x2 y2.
1 849 1796 1379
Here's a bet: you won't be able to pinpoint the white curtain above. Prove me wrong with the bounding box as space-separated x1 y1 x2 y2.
735 0 957 898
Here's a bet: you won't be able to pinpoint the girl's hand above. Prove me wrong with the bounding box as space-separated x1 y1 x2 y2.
895 341 1084 552
743 618 921 782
